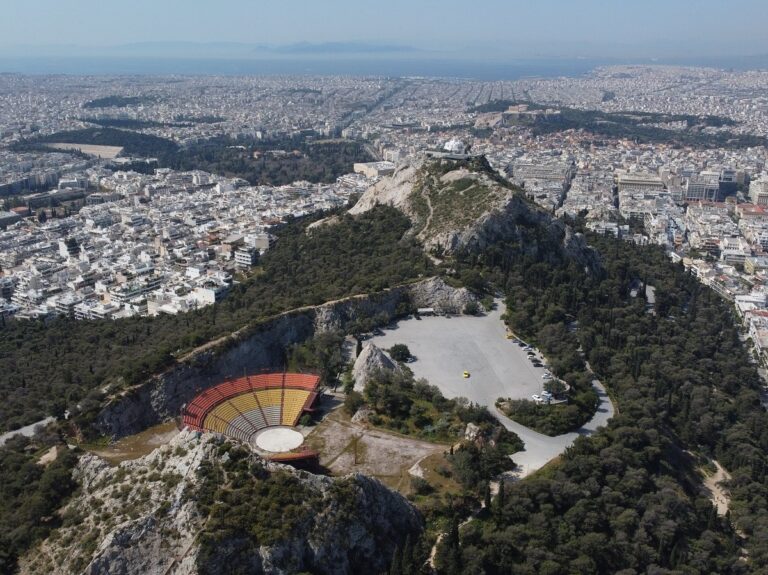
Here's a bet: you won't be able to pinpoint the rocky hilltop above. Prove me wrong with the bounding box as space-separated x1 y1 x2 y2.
351 156 599 270
352 342 399 391
21 430 422 575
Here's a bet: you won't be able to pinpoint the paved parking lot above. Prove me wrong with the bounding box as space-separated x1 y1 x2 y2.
371 303 550 405
370 301 615 475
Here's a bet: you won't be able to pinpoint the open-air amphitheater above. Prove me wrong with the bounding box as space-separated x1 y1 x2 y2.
182 372 321 458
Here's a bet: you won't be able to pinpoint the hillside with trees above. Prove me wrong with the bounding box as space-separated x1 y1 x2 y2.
435 229 768 573
0 205 432 433
0 434 80 573
4 155 768 572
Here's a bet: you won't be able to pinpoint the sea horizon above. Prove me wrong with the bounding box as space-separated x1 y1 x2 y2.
1 54 767 80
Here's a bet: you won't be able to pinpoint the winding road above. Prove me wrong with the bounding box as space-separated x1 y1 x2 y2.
495 380 614 476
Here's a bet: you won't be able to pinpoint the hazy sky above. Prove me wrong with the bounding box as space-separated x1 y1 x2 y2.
2 0 767 59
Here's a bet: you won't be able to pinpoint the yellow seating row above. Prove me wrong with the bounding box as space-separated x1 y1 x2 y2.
281 390 311 425
201 388 312 434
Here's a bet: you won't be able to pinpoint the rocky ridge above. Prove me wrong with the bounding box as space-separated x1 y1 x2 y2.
350 156 600 271
352 342 399 392
21 430 422 575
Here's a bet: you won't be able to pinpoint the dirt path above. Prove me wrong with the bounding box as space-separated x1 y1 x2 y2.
421 178 435 233
703 460 732 516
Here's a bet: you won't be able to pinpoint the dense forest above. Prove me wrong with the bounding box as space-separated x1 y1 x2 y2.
0 205 432 433
433 230 768 574
157 134 374 185
12 127 179 157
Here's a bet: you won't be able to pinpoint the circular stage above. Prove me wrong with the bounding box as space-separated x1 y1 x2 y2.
254 427 304 453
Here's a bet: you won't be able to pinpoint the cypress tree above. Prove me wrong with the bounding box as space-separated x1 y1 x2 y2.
496 481 506 520
401 534 414 574
389 545 402 575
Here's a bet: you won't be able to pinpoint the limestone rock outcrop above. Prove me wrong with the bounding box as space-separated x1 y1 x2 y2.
350 156 601 273
352 343 398 391
22 430 422 575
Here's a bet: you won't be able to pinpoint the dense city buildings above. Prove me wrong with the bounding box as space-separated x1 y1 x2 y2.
3 65 768 361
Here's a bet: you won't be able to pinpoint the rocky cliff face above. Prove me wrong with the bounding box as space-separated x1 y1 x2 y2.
21 431 422 575
96 279 475 439
352 343 399 391
350 156 601 272
409 276 477 314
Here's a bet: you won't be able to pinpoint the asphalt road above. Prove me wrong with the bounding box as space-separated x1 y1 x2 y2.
370 302 615 475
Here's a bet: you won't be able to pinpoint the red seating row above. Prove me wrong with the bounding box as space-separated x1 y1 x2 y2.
181 372 320 430
284 373 321 390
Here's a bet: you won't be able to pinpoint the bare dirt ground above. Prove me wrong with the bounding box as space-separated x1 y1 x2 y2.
46 143 124 158
304 408 447 492
702 459 732 516
37 446 58 466
87 421 179 464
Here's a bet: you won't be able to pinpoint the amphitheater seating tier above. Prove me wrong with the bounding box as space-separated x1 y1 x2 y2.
182 372 320 439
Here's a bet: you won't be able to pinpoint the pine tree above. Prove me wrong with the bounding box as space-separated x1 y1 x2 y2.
443 519 462 575
484 481 492 510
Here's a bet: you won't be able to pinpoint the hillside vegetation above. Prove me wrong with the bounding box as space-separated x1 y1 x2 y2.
0 205 432 433
6 156 768 573
436 227 768 573
0 434 79 574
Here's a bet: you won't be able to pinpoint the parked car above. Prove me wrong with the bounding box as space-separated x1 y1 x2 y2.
531 394 542 402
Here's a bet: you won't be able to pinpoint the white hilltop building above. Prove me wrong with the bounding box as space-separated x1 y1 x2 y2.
443 138 469 155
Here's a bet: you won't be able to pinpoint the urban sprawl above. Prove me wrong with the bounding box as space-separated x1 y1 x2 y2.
3 66 768 362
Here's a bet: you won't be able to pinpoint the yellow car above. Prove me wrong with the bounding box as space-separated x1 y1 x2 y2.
463 371 470 378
